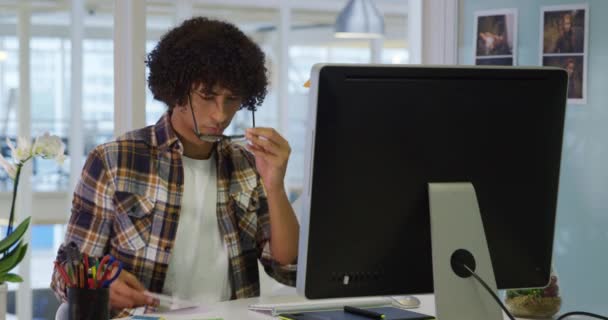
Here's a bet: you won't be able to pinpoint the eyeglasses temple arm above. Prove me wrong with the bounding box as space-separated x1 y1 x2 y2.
188 94 202 136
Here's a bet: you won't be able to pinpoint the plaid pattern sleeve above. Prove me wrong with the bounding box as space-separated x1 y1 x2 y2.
50 147 115 302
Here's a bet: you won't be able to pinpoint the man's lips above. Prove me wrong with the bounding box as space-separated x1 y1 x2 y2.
201 127 223 134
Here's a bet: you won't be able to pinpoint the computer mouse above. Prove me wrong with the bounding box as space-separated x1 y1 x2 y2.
391 295 421 308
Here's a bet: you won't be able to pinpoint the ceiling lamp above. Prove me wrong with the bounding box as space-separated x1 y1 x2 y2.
335 0 385 39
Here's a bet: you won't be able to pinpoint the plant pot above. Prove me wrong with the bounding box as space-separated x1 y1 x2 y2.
0 282 6 320
505 295 562 319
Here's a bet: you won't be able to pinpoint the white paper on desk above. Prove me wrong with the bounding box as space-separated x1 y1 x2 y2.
144 292 201 312
151 306 214 317
248 296 393 316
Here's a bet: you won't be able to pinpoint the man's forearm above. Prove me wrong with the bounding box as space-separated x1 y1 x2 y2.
266 186 299 265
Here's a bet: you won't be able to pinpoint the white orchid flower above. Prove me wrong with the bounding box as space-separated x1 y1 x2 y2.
55 144 66 166
6 136 32 164
0 133 66 180
33 132 66 165
0 153 16 179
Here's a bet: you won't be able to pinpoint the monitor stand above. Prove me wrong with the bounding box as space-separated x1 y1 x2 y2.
428 182 503 320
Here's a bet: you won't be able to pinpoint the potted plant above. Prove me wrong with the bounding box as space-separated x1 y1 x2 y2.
0 133 65 319
0 217 29 318
505 271 561 319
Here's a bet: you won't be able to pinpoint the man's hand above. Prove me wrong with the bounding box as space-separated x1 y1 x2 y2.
245 127 299 264
245 127 291 193
109 269 157 309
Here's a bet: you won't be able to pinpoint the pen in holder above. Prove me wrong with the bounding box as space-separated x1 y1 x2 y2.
55 243 123 320
68 287 110 320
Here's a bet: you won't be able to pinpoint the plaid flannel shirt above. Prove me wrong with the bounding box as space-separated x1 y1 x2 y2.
50 113 297 317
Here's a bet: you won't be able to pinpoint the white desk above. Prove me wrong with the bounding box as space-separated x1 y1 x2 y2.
136 294 568 320
141 294 433 320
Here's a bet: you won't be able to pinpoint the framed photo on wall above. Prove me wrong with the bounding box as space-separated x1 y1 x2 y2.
540 4 589 104
474 9 518 66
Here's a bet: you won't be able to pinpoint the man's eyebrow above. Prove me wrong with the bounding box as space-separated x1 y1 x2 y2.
219 91 241 97
198 89 239 96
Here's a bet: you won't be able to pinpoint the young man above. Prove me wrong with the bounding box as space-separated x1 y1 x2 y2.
51 17 299 317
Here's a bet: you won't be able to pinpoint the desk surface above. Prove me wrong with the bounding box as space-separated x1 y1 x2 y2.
142 294 434 320
136 294 566 320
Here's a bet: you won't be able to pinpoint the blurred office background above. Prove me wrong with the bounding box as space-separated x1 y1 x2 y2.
0 0 409 318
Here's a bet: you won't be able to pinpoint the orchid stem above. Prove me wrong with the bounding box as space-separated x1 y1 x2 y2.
6 163 22 238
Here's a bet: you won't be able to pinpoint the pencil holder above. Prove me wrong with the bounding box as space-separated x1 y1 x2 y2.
68 288 110 320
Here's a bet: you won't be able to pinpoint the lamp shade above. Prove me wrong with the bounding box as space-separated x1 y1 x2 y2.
335 0 385 39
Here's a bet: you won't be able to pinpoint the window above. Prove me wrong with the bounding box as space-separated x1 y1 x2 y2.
0 35 18 192
284 9 407 200
30 38 70 191
0 2 116 318
1 1 411 317
82 39 114 156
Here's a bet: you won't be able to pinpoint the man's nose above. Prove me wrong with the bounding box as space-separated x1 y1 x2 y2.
210 98 230 124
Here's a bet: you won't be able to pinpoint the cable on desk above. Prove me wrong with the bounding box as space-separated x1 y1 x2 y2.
462 265 608 320
556 311 608 320
462 264 516 320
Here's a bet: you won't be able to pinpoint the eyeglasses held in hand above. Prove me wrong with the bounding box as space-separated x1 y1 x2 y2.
188 93 255 142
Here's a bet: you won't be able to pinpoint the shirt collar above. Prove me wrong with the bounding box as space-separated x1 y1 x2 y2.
153 111 182 153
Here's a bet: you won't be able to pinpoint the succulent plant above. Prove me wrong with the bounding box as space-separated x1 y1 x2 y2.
506 274 559 299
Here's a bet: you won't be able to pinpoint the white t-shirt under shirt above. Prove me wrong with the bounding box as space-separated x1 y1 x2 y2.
162 154 231 303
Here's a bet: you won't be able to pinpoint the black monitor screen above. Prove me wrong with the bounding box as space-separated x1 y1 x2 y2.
298 64 567 299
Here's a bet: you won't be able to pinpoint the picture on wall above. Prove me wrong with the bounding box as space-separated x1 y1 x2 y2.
543 56 584 100
541 4 588 103
474 9 518 66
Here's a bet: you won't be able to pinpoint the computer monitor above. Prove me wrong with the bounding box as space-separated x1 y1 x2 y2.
296 64 568 318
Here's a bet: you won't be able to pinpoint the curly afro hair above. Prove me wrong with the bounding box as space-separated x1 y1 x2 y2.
146 17 268 111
